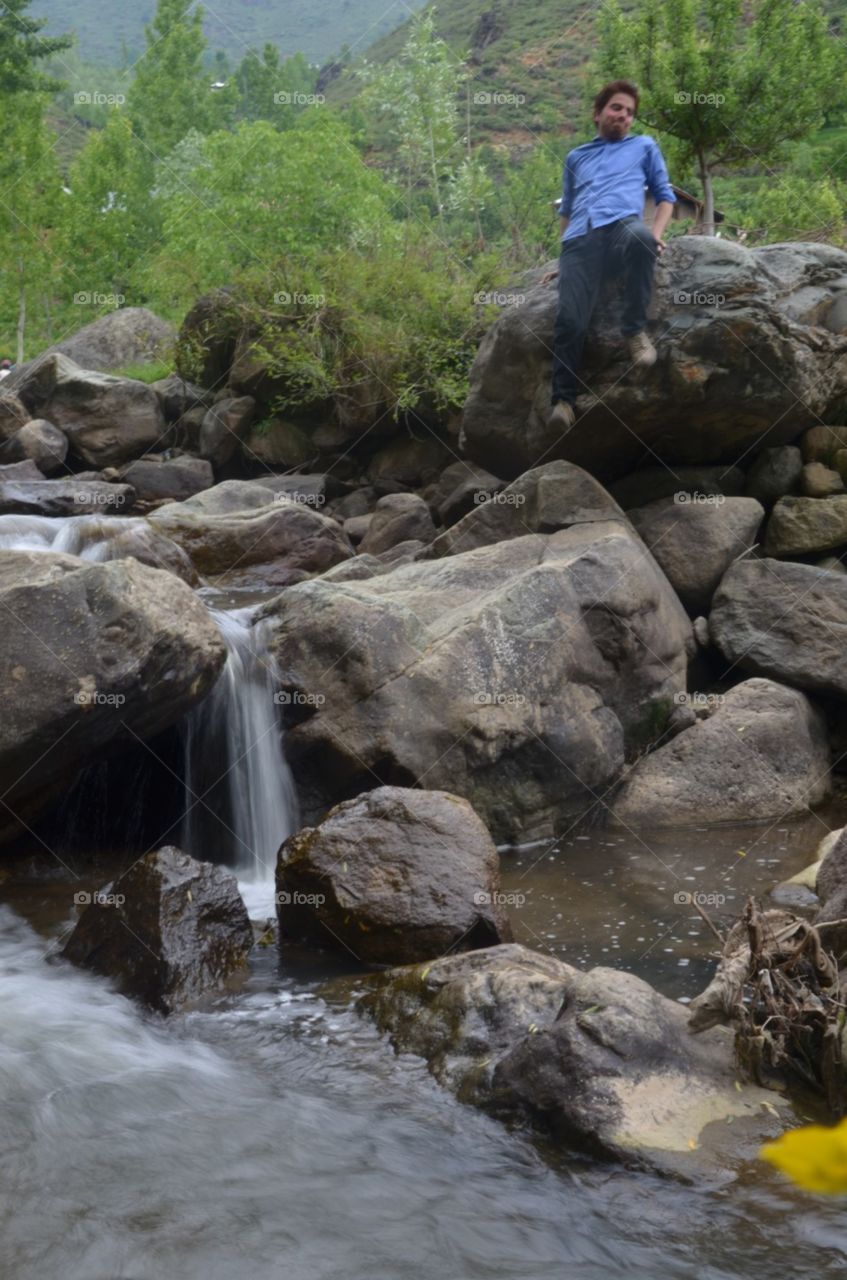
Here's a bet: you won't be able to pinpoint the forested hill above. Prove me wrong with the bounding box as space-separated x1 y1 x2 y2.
29 0 425 64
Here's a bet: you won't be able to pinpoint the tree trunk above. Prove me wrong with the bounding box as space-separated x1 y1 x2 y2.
698 154 716 236
16 269 26 366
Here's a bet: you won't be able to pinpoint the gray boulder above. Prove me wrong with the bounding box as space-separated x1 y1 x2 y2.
801 462 844 498
0 392 30 441
0 477 134 516
609 678 831 828
198 395 256 467
610 464 746 510
460 239 847 480
427 461 505 526
628 495 764 614
63 846 252 1013
28 307 174 373
358 493 437 554
118 455 214 503
277 787 512 963
367 436 450 491
0 419 69 475
745 446 803 505
241 417 314 470
765 495 847 557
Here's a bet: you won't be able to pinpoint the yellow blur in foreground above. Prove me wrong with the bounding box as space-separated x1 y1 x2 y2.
761 1118 847 1193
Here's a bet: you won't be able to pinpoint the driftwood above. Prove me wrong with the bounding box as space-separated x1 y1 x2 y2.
688 897 847 1114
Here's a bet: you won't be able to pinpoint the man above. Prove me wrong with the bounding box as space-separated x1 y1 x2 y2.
548 79 675 434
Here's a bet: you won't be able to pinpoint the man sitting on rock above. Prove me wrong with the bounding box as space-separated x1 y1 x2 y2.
547 79 676 435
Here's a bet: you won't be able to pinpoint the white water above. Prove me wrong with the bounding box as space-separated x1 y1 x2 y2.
0 512 154 558
181 604 299 897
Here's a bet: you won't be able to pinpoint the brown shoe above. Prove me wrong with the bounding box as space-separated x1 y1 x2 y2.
548 401 576 433
628 331 657 367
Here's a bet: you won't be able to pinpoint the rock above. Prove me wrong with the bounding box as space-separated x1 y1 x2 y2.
62 846 252 1013
611 465 746 510
764 495 847 557
277 787 512 963
0 477 135 516
358 493 437 554
118 455 214 503
816 555 847 574
609 679 831 828
56 517 200 585
25 308 175 373
0 552 225 840
150 374 211 421
460 240 847 480
0 392 30 441
745 446 803 505
0 420 69 475
260 521 693 844
367 436 450 492
0 459 42 482
800 425 847 465
174 404 208 452
175 288 243 390
359 945 785 1173
250 473 331 509
428 460 505 526
710 558 847 698
833 448 847 488
198 395 256 468
343 514 372 544
815 828 847 922
693 615 711 648
7 354 167 468
241 417 314 470
628 495 763 615
148 489 353 579
427 460 626 560
330 487 376 521
801 462 845 498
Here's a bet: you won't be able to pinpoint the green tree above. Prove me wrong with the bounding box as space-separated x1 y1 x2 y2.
595 0 843 234
0 0 72 94
234 46 317 126
743 172 846 246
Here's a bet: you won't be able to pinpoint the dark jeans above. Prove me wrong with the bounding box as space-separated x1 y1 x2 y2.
551 216 658 406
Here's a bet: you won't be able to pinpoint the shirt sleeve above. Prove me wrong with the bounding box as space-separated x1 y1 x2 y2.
560 153 575 219
644 139 676 206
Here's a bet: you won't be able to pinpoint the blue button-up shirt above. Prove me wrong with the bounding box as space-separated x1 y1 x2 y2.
560 134 675 242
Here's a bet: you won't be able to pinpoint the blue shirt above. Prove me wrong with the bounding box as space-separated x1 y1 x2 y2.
560 134 675 242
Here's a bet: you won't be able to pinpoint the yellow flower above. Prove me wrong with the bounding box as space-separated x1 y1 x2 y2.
761 1119 847 1193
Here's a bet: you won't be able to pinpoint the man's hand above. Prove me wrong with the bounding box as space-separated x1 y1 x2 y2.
653 236 666 257
540 268 559 285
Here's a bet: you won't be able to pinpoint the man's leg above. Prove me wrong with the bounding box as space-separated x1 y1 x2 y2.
551 230 605 408
609 217 659 337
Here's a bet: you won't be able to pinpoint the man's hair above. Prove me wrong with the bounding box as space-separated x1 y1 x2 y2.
593 80 639 118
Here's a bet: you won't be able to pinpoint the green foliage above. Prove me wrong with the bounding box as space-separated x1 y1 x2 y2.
111 359 174 383
233 46 317 126
742 172 847 246
0 0 72 95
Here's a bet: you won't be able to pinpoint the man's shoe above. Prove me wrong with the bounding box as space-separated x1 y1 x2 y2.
548 401 576 433
628 331 657 367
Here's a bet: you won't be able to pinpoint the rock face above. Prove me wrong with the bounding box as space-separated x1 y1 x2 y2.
30 307 175 373
8 354 167 468
709 558 847 698
149 488 353 579
628 495 764 615
261 519 693 843
764 495 847 557
358 493 437 555
62 847 253 1013
0 420 68 475
276 787 512 963
359 945 784 1173
460 239 847 480
0 551 226 841
609 679 831 828
0 477 135 516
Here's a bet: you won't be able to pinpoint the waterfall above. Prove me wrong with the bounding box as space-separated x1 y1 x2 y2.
181 605 299 889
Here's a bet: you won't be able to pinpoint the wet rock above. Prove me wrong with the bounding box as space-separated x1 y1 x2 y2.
261 521 693 844
628 495 763 615
62 846 253 1013
610 465 746 510
0 477 135 516
765 495 847 557
801 462 844 498
710 558 847 698
0 551 225 842
359 945 786 1174
118 455 214 503
7 354 167 468
359 493 437 555
744 446 803 505
198 395 256 468
0 420 69 475
609 678 831 828
277 787 512 963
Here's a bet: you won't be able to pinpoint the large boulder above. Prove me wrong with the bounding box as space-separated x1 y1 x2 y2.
358 493 437 554
628 495 764 614
260 520 693 843
6 354 167 468
359 945 785 1174
0 476 134 516
277 787 512 963
29 307 175 373
148 489 353 580
744 446 803 505
0 392 29 441
0 420 68 475
62 846 253 1013
460 239 847 480
609 678 831 828
710 558 847 699
0 551 226 841
118 455 214 503
764 495 847 557
198 395 256 468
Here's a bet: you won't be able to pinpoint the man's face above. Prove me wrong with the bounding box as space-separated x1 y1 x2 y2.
594 93 636 141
